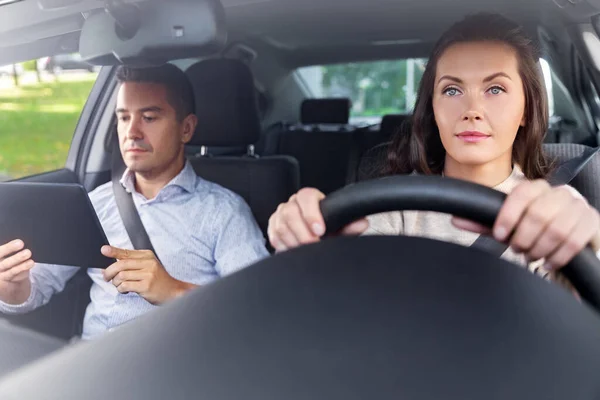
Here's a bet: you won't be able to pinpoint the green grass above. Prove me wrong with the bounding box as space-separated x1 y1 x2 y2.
0 76 96 179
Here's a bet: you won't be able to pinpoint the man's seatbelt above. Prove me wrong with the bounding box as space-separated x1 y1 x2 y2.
110 138 158 254
471 146 600 256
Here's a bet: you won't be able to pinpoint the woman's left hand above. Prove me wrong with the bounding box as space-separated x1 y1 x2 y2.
453 180 600 271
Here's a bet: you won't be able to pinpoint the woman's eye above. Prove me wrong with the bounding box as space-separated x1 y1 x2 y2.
443 87 461 96
488 86 505 95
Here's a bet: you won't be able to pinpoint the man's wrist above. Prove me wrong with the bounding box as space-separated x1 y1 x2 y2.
0 279 32 305
172 280 197 300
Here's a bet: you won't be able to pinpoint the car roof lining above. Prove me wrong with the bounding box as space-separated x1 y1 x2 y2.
226 0 560 67
0 0 588 66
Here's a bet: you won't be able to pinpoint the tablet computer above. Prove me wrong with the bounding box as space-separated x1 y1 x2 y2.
0 182 115 269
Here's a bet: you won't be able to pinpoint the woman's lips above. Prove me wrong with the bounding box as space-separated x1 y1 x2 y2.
455 131 491 143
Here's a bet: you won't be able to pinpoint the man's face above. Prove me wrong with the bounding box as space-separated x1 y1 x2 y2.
115 82 196 175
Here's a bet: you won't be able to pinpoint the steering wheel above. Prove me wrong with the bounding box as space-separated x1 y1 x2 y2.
321 175 600 311
1 177 600 400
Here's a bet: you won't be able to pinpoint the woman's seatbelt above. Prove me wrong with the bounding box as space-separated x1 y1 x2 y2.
110 139 159 256
546 146 600 186
470 146 600 256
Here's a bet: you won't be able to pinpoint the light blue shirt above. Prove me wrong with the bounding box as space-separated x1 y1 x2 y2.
0 161 269 339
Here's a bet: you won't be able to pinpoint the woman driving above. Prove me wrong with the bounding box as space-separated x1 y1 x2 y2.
267 13 600 289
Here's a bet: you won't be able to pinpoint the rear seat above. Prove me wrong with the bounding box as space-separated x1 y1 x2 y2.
266 104 411 192
274 98 357 194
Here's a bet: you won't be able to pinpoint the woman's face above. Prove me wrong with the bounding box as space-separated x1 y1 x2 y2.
433 41 526 168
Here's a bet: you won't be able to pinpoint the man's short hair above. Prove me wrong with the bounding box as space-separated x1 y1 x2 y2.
116 64 195 121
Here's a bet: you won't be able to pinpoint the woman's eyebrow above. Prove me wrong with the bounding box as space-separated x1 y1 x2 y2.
437 72 513 86
437 75 462 85
482 72 512 82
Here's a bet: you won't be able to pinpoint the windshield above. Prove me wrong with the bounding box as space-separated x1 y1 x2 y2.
297 58 427 125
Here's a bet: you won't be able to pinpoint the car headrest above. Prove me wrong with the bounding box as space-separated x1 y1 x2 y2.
380 114 409 137
300 98 351 125
185 59 261 147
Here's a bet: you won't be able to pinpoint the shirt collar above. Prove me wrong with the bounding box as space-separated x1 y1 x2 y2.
119 161 197 195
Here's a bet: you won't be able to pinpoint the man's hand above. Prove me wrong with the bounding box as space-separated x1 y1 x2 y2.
101 246 196 305
0 239 35 305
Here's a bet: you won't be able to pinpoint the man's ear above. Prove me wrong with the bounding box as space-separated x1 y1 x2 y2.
181 114 198 144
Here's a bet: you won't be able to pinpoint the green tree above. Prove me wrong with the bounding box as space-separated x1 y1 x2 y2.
322 59 426 116
23 60 41 82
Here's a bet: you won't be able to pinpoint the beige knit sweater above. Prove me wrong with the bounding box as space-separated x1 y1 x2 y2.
363 166 574 292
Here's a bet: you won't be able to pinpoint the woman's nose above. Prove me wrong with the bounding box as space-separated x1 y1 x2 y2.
461 94 485 121
462 109 484 121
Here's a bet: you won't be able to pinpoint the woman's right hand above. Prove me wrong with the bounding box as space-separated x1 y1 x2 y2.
268 188 369 252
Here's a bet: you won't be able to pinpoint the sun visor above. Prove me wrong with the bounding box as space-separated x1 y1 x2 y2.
79 0 227 66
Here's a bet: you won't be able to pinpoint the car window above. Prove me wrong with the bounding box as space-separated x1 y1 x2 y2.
296 59 427 125
0 54 99 181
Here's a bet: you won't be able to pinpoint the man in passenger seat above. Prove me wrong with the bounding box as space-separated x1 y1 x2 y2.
0 64 269 339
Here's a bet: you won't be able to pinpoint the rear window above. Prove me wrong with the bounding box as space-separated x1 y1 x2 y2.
297 58 427 125
298 58 560 126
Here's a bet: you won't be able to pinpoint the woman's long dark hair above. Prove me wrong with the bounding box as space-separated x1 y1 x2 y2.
383 13 553 179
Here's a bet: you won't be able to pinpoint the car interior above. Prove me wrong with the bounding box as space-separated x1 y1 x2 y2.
1 0 600 397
